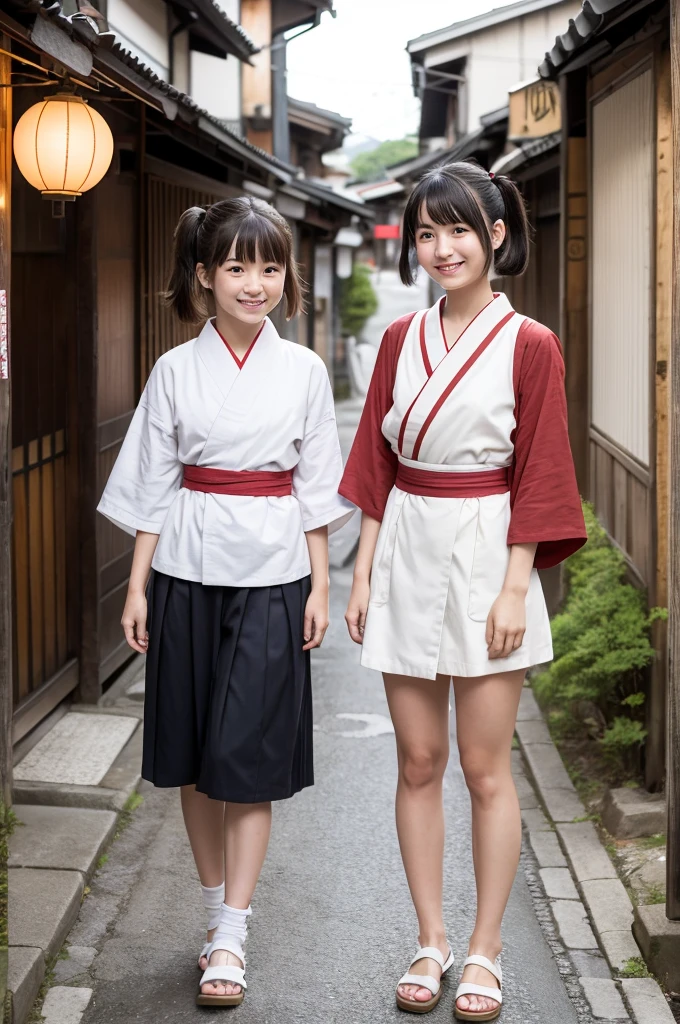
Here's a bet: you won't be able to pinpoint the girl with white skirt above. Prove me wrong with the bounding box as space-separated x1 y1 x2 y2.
98 197 353 1006
340 162 586 1020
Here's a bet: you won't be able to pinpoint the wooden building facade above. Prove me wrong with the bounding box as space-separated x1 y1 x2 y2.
538 0 671 790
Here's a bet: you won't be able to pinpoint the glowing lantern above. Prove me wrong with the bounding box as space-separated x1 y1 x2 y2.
13 93 114 199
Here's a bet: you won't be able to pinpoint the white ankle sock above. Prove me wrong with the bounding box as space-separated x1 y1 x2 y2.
213 902 252 962
201 883 225 933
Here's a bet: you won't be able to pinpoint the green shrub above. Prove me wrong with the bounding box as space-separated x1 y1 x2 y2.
534 502 665 771
339 262 378 338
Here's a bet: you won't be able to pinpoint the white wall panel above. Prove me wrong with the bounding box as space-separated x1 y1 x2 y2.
107 0 169 79
591 70 653 466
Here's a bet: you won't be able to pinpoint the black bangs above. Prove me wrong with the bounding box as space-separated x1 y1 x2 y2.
399 162 505 286
166 195 306 324
230 213 289 266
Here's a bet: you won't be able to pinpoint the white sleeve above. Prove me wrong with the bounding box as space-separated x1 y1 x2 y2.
97 360 183 536
293 361 355 535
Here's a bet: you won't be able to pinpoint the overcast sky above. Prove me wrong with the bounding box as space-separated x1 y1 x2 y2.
285 0 521 141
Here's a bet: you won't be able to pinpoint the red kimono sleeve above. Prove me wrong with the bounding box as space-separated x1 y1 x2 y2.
508 319 587 569
339 312 416 522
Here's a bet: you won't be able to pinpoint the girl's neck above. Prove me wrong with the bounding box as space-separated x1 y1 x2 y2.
214 309 265 358
440 278 495 332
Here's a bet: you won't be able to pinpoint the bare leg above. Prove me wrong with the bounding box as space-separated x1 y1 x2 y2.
202 801 273 998
453 669 525 1016
180 785 225 969
384 672 452 1005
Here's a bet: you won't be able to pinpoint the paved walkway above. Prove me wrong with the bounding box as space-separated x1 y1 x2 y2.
52 270 596 1024
73 566 593 1024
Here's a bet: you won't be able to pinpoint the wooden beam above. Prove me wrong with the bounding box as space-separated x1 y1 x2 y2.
0 36 12 809
647 43 673 791
667 0 680 921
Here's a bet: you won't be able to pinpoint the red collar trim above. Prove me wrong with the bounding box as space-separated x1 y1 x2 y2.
215 321 265 369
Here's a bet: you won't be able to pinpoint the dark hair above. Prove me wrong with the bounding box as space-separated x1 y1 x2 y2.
166 196 306 323
399 161 530 285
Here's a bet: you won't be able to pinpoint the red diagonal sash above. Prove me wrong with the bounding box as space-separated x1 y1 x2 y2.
411 310 515 461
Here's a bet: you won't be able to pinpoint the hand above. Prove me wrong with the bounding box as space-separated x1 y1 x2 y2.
122 590 149 654
303 587 329 651
486 587 526 660
345 576 370 645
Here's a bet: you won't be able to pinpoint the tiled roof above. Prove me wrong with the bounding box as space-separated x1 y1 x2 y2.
288 96 352 130
408 0 572 54
538 0 658 78
3 0 297 176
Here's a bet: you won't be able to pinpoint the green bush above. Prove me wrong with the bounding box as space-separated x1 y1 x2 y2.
339 262 378 338
534 502 665 770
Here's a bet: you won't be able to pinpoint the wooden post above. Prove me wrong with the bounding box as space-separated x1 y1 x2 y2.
560 73 589 496
0 37 13 808
667 0 680 920
75 191 100 704
0 35 11 1024
647 44 673 791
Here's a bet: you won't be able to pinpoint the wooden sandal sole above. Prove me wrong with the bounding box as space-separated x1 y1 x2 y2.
454 1007 501 1022
196 991 245 1007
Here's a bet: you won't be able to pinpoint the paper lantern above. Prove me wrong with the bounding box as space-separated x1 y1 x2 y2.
13 93 114 199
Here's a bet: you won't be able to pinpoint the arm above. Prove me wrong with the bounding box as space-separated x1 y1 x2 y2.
508 321 586 566
345 513 381 644
121 531 160 654
302 526 329 651
486 542 537 660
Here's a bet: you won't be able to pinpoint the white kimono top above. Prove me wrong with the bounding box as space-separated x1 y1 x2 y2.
340 292 586 680
98 317 354 587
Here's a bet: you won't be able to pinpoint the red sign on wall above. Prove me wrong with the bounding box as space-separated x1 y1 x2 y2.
373 224 401 240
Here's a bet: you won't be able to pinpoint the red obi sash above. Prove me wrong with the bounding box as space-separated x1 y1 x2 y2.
396 464 509 498
182 466 294 497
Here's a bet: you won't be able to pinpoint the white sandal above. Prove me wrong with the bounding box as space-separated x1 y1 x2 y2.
197 903 251 1007
396 943 454 1014
454 954 503 1021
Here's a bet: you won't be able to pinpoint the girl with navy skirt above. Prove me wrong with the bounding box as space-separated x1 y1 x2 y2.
98 196 353 1006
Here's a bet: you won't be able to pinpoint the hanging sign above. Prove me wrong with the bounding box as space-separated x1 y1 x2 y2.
374 224 401 239
508 78 561 140
0 290 7 380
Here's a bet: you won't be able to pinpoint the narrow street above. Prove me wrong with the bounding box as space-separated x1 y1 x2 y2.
60 272 595 1024
72 569 590 1024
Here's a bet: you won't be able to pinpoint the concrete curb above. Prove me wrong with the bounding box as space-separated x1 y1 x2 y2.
8 704 143 1023
516 686 675 1024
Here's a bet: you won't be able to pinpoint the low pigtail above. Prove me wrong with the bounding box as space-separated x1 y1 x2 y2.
492 176 530 276
166 206 209 324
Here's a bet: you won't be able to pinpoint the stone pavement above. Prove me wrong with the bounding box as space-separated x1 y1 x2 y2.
62 570 594 1024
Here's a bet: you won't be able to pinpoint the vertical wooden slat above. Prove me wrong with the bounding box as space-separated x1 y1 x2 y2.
666 0 680 921
11 454 29 701
27 457 43 687
41 442 56 679
53 451 67 664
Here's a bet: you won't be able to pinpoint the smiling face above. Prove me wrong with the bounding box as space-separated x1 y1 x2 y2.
415 201 506 293
196 238 286 324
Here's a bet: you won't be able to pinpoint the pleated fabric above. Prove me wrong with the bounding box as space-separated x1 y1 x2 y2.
142 570 313 803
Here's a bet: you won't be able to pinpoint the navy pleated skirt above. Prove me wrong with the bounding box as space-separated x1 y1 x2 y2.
142 570 314 803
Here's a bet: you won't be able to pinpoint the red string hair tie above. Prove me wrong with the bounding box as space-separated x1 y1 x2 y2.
488 172 496 179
